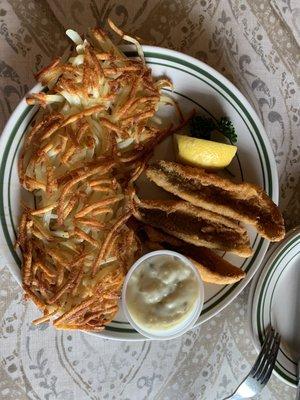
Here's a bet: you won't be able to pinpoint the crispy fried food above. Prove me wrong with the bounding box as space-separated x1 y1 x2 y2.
134 199 252 257
133 222 246 284
18 22 180 332
147 160 285 241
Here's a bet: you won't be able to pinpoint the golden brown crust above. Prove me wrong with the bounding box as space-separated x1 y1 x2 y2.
147 160 285 241
134 223 246 284
134 199 252 257
35 58 62 86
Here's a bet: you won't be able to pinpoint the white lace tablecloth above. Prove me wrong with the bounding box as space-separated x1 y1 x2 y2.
0 1 299 399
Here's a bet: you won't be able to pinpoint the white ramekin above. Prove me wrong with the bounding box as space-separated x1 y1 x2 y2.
122 250 204 340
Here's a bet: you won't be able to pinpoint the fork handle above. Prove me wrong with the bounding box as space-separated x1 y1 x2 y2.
223 394 244 400
296 361 300 400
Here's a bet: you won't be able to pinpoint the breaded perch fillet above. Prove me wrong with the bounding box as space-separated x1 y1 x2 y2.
134 223 246 285
147 160 285 242
134 199 253 257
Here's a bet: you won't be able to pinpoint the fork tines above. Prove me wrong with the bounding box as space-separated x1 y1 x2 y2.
251 327 281 384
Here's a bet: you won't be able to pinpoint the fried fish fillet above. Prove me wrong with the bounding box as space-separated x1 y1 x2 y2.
146 160 285 241
134 199 252 257
133 222 246 284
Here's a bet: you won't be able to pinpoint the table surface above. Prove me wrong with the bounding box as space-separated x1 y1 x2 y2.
0 1 299 399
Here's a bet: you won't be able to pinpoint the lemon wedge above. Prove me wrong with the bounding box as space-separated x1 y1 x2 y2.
174 134 237 169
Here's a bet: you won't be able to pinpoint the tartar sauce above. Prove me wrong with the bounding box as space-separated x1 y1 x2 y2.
126 255 200 331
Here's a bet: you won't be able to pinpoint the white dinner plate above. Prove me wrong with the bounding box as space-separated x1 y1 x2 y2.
0 46 278 340
249 228 300 387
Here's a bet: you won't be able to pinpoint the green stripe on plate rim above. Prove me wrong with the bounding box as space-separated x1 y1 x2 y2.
268 253 299 368
256 234 300 384
258 236 300 372
260 239 300 383
0 51 273 335
0 107 31 267
260 237 300 382
8 109 39 241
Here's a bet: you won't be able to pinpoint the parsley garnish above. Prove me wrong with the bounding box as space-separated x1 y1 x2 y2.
189 115 237 144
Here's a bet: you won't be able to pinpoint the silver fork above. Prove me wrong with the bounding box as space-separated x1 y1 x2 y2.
222 327 281 399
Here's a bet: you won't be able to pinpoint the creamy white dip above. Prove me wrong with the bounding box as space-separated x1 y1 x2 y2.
125 255 200 331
